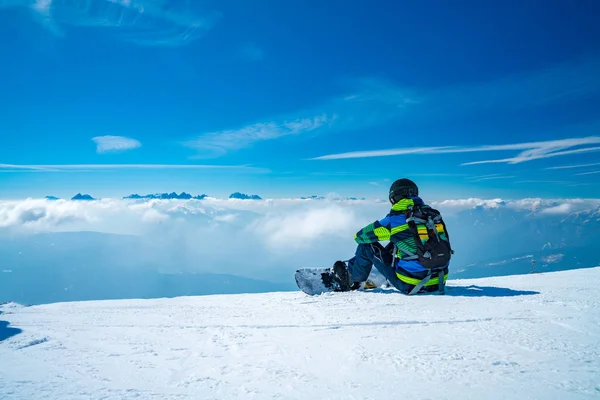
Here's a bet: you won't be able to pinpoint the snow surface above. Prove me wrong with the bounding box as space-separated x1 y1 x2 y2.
1 268 600 399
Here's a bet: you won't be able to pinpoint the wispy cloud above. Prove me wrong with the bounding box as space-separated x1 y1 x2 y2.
312 146 451 160
465 174 501 180
350 57 600 126
411 173 468 177
515 180 569 184
312 136 600 165
1 0 220 46
575 170 600 176
182 56 600 159
545 162 600 170
0 164 270 173
185 115 335 157
326 58 600 125
308 172 370 177
467 175 516 182
92 136 141 154
183 77 421 157
461 137 600 165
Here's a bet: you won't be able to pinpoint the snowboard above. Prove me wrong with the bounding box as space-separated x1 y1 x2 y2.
294 267 388 296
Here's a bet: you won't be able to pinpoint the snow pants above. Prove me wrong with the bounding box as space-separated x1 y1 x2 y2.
347 243 440 294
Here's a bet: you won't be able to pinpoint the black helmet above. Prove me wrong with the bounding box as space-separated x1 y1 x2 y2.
389 178 418 204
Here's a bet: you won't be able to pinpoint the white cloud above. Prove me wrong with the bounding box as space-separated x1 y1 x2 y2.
545 162 600 170
92 136 141 153
0 198 100 229
0 163 269 173
312 136 600 165
411 173 467 177
429 197 600 215
514 180 569 185
541 253 565 263
432 198 507 211
467 175 516 182
32 0 51 13
213 214 238 222
185 114 334 156
141 208 169 223
252 206 358 249
462 143 600 165
1 0 220 46
311 146 451 160
465 174 501 180
575 170 600 176
540 204 573 215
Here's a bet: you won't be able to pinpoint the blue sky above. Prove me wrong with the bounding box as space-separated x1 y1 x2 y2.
1 0 600 200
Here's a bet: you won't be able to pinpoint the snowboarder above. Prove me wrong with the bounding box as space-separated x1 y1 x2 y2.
331 178 452 295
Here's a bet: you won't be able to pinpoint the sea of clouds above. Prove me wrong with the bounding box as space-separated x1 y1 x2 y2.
3 196 598 232
1 196 599 304
1 198 390 284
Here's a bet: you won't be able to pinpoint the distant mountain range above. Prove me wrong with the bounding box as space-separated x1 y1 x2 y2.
45 194 96 201
71 193 95 201
42 193 370 201
229 192 262 200
44 192 264 200
299 195 366 200
123 192 207 200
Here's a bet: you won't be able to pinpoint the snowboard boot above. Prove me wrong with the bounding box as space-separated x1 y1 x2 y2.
364 280 377 290
331 260 352 292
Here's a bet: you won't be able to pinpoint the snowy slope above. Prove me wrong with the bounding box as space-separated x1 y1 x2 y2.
1 268 600 400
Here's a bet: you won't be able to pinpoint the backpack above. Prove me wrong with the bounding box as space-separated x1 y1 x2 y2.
405 204 453 269
394 203 454 295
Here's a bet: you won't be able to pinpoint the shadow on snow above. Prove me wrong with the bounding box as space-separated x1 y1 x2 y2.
365 285 540 297
444 285 539 297
0 311 23 342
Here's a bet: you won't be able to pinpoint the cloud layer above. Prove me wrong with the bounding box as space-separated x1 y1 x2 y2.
2 196 598 232
1 196 598 286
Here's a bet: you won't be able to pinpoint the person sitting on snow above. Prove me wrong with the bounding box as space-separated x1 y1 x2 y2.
332 178 452 295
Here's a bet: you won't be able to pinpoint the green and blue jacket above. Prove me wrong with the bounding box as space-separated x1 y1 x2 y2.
354 196 448 287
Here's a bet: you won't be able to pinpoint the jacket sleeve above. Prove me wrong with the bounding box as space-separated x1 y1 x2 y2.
354 215 391 244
